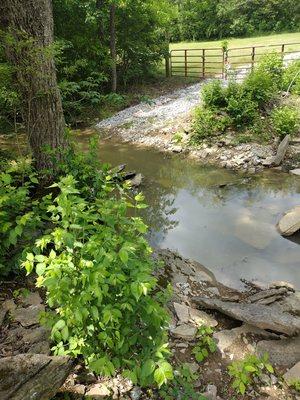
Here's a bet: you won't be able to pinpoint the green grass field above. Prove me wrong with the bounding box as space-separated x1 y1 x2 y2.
168 32 300 78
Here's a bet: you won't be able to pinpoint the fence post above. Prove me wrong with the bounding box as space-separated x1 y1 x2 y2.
202 49 205 78
184 50 188 77
281 44 285 60
165 52 170 78
251 46 255 72
224 49 228 80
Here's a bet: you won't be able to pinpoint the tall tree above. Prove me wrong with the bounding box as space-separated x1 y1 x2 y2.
0 0 67 173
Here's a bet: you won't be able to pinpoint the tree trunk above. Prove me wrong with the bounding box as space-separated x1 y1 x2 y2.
0 0 67 174
109 2 117 93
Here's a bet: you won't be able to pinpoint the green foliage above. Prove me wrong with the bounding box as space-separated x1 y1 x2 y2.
174 0 300 41
0 162 48 276
192 325 217 362
23 172 172 387
228 353 274 395
282 60 300 94
159 363 206 400
202 80 227 109
0 62 21 131
289 379 300 392
243 53 283 107
172 132 183 144
271 106 300 138
226 90 258 127
191 107 231 142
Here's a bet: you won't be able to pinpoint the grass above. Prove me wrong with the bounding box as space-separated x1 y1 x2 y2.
169 32 300 78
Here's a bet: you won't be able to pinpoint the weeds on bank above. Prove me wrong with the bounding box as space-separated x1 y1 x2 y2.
191 54 300 145
228 353 274 395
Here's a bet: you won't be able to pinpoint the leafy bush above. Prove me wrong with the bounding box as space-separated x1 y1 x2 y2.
243 53 283 107
271 106 300 138
282 60 300 94
159 363 205 400
202 80 227 109
0 162 48 276
23 174 173 387
226 90 258 127
228 353 274 395
192 107 231 142
192 325 217 362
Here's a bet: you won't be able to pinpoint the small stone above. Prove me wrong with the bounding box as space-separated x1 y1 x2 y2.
185 362 199 374
85 383 111 398
277 206 300 236
289 168 300 176
189 308 218 327
173 303 190 323
202 384 218 400
283 361 300 384
20 292 42 306
3 299 17 312
11 304 45 327
130 386 142 400
170 324 197 340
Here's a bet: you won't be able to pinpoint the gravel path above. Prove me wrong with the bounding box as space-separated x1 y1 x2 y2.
96 82 205 146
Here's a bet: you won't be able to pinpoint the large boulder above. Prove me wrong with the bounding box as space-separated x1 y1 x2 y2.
277 206 300 236
192 297 300 336
0 354 73 400
257 336 300 368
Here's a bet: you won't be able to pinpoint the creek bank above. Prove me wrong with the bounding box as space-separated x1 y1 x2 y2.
96 83 300 174
1 250 299 399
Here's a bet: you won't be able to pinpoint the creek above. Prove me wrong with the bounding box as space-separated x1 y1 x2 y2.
86 138 300 290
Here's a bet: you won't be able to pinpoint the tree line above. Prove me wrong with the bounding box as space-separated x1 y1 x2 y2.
170 0 300 41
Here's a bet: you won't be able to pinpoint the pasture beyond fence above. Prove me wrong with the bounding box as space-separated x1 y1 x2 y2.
167 42 300 79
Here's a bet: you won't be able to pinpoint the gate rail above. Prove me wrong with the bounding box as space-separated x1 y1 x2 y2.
168 42 300 79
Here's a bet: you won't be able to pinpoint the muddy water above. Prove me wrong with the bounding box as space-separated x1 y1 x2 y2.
87 139 300 290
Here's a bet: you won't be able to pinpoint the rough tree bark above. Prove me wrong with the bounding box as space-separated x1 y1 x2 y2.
109 2 117 93
0 0 67 173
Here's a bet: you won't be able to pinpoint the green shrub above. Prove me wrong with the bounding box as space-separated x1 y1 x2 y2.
192 325 217 362
228 353 274 395
159 363 204 400
201 79 227 109
243 53 283 107
271 106 300 138
257 52 283 80
192 107 231 142
0 162 48 276
282 60 300 94
23 174 173 387
226 90 258 127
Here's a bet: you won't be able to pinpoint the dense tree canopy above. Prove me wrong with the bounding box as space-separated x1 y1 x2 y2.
171 0 300 41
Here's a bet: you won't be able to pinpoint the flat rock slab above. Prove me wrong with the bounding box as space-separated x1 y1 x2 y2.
277 206 300 236
170 324 197 340
11 304 45 327
283 361 300 384
257 336 300 368
173 302 218 327
0 354 73 400
193 297 300 336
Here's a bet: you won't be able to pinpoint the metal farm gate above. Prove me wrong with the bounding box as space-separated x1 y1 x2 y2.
168 42 300 80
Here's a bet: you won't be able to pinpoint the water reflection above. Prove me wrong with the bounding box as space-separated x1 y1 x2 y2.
93 139 300 290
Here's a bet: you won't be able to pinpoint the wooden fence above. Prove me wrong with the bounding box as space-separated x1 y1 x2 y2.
167 42 300 79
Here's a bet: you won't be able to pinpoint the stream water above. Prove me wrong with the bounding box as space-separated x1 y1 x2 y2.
4 133 300 290
86 138 300 291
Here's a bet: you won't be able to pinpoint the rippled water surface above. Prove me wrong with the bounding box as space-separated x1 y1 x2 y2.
81 139 300 290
